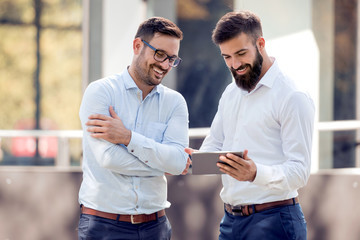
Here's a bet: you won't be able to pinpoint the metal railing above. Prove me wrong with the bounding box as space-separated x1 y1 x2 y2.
0 120 360 167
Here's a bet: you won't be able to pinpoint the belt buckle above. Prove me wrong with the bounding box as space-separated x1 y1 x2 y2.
131 215 141 224
231 205 244 216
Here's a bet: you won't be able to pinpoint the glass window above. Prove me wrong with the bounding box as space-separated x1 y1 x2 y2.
0 0 82 166
176 0 234 128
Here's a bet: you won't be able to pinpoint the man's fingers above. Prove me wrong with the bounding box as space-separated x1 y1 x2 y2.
186 157 192 167
109 106 120 119
217 162 235 175
87 126 105 133
243 149 249 160
90 133 107 139
217 162 243 180
86 119 108 127
86 120 99 126
88 113 110 121
219 155 240 168
184 147 194 155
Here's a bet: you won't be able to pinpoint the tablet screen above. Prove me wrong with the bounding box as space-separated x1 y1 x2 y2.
191 151 243 175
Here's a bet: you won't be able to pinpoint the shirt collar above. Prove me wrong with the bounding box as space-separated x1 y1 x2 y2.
123 67 161 96
242 57 279 95
123 67 137 90
258 57 279 89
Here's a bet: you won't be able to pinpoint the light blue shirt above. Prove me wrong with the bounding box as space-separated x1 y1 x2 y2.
78 68 189 214
201 59 315 205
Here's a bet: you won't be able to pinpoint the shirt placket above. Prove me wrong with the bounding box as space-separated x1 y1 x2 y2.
132 89 144 212
233 94 247 148
132 177 142 212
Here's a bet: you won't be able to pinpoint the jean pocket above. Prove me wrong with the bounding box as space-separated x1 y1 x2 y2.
78 214 90 238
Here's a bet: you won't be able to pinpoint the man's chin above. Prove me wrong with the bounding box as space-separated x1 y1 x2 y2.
234 76 249 90
150 76 163 86
236 83 251 91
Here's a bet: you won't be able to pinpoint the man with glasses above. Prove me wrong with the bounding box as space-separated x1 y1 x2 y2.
78 17 190 240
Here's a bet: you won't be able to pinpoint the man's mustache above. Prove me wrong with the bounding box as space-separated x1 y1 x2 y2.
231 65 249 72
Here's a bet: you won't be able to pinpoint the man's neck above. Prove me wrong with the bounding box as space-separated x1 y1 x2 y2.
259 56 275 80
128 65 154 99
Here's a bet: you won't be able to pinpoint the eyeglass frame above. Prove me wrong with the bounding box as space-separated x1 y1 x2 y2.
141 39 182 68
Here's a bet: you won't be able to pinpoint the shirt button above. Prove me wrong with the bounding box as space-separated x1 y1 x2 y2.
131 149 134 153
136 205 139 209
145 161 148 163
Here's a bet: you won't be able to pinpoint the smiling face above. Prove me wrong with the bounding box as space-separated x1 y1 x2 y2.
132 33 180 88
219 33 264 92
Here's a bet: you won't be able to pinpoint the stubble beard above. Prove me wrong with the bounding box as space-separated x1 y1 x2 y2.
134 50 168 87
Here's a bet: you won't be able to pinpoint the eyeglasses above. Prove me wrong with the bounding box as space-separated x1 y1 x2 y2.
141 39 182 68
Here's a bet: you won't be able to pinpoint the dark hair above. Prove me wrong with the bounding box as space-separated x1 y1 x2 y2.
212 11 263 45
135 17 183 41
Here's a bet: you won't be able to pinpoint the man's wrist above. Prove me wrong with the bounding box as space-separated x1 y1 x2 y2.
124 130 132 146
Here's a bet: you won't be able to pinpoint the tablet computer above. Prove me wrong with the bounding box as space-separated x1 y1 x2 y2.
191 151 243 175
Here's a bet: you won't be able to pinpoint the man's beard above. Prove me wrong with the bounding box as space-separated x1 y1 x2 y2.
134 50 168 87
138 63 167 86
231 48 263 92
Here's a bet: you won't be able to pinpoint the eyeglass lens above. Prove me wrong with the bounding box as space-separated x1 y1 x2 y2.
154 51 180 67
142 39 181 67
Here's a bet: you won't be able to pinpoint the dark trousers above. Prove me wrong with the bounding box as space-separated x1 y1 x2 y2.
219 203 307 240
78 213 171 240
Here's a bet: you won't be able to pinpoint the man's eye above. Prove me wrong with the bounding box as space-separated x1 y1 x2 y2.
156 51 166 59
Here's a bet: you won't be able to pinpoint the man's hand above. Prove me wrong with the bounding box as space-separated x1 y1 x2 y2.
86 106 131 145
166 148 194 176
180 152 193 175
217 150 257 182
182 147 197 175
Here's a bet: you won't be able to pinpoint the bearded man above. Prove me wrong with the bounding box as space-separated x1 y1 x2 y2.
186 11 315 240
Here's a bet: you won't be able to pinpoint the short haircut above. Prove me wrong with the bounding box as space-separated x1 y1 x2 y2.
135 17 183 41
212 11 263 45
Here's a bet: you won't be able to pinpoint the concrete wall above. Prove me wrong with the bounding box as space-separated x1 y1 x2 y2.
1 167 360 240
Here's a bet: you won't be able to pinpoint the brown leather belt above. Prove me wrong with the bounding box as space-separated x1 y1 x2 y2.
225 197 299 217
81 205 165 224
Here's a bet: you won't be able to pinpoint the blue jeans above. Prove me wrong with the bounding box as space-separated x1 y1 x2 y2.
219 203 307 240
78 213 172 240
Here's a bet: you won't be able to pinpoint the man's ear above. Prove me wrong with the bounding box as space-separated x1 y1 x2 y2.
133 38 143 55
256 37 265 51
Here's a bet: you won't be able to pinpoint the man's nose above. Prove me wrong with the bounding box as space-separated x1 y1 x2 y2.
159 59 171 70
231 58 242 70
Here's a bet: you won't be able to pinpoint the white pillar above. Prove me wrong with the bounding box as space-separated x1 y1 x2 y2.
102 0 147 77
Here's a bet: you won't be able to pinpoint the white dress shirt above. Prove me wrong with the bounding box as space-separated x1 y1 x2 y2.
200 59 315 205
78 68 189 214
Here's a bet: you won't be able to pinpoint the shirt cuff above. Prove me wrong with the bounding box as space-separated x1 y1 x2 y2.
252 162 273 186
127 131 145 156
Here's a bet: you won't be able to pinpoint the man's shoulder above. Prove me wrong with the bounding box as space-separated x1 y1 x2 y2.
272 74 314 110
220 82 239 97
87 74 124 92
158 85 185 100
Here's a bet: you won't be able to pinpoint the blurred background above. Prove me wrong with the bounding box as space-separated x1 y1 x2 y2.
0 0 360 239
